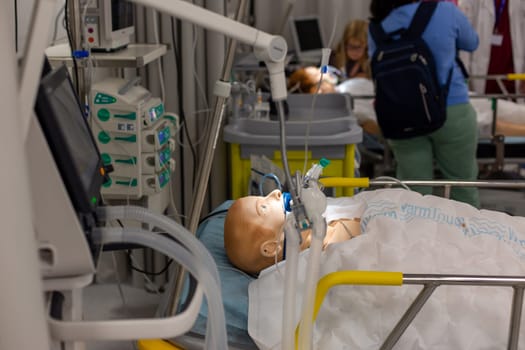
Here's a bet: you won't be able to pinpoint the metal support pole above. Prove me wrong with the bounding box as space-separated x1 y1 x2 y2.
66 0 87 104
443 184 451 199
165 0 249 317
379 284 437 350
508 287 524 350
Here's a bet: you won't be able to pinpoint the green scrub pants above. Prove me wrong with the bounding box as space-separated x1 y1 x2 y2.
388 102 480 208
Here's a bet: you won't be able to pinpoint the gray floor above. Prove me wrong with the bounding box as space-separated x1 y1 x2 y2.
79 250 167 350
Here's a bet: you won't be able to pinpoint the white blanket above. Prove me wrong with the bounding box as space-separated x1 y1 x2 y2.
248 189 525 349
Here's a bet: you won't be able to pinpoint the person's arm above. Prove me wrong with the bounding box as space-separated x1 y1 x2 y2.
454 2 479 53
367 29 376 61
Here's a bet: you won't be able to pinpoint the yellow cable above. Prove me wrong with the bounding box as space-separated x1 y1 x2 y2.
295 270 403 349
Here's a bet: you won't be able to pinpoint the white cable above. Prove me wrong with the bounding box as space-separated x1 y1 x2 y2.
175 109 212 148
127 250 163 294
373 176 412 191
51 2 66 45
190 28 212 144
150 8 166 103
167 180 184 224
302 72 323 176
326 9 339 49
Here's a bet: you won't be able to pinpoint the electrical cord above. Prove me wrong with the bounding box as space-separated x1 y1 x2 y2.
14 0 18 53
198 208 229 226
126 250 174 276
51 3 66 45
372 176 412 191
64 0 80 94
115 219 174 278
171 17 197 194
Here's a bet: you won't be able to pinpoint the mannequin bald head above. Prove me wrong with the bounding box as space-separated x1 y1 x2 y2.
224 190 287 274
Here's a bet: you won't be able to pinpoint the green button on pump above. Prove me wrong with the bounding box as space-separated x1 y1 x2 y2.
101 153 112 165
114 112 136 120
102 177 112 187
94 93 116 104
115 135 137 143
97 108 111 121
98 131 111 144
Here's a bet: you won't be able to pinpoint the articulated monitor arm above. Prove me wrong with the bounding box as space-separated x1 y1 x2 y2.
129 0 288 101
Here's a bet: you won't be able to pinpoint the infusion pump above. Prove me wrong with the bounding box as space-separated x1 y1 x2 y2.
90 78 178 199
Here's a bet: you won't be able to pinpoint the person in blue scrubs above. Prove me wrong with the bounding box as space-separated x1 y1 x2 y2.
368 0 480 207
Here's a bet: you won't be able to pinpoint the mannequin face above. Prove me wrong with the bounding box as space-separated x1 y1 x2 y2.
224 190 287 274
224 191 363 274
253 189 286 231
288 66 336 94
303 66 336 93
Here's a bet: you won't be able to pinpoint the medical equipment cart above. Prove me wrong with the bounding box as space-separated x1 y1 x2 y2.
224 93 362 198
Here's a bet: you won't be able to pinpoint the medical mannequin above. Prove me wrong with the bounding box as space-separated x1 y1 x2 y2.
287 66 337 94
223 190 361 274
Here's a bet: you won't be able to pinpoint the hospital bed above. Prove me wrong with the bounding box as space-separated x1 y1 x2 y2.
152 179 525 350
335 78 525 178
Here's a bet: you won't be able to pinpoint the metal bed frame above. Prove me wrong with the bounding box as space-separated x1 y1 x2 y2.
308 271 525 350
309 178 525 349
348 76 525 179
141 179 525 350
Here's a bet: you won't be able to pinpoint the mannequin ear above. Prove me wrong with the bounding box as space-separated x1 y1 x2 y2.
260 240 282 258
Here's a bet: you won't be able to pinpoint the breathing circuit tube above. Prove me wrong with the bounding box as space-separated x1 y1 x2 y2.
297 181 327 350
95 206 227 350
281 215 300 350
275 100 310 230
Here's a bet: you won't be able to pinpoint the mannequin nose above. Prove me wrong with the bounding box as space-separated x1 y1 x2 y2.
268 189 282 199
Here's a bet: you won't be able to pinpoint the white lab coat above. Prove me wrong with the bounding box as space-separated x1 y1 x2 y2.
458 0 525 94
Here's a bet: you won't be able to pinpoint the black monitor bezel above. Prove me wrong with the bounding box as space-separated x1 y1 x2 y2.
290 16 325 55
34 63 105 215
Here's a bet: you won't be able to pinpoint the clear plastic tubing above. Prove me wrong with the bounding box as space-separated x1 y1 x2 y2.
95 227 227 350
96 206 219 284
297 219 325 350
96 206 226 350
281 217 301 350
276 99 300 207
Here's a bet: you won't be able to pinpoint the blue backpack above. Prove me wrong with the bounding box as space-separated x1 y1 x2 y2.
369 2 452 140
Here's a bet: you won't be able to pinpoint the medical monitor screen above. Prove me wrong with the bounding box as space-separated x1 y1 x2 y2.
293 18 324 52
34 63 105 215
111 0 134 31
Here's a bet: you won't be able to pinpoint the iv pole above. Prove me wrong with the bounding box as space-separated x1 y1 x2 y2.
165 0 250 317
126 0 288 318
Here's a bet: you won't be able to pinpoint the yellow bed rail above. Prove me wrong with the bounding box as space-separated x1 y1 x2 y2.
319 176 370 189
295 270 403 349
506 73 525 81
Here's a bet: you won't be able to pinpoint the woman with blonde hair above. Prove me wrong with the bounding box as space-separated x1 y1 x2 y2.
330 19 371 79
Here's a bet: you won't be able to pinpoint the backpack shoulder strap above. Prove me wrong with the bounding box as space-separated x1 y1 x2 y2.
406 1 438 39
369 20 390 45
